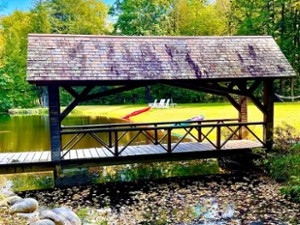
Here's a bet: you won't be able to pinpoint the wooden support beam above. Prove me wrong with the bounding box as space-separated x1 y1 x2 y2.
60 86 95 121
224 94 240 111
169 81 242 111
209 82 244 96
248 80 263 93
235 80 266 114
63 86 80 98
82 84 146 101
48 85 62 163
168 82 229 97
239 96 248 139
263 80 274 150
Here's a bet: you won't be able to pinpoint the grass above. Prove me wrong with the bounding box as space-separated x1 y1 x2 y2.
10 102 300 130
68 102 300 129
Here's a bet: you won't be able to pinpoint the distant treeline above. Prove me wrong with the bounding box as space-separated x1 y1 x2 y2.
0 0 299 110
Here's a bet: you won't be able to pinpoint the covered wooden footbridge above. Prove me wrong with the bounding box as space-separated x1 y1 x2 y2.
0 34 296 176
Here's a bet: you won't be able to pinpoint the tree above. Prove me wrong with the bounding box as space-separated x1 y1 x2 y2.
229 0 300 96
0 0 110 111
48 0 108 34
110 0 173 35
170 0 229 35
0 11 39 111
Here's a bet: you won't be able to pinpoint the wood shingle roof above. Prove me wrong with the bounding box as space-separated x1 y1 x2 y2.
26 34 295 84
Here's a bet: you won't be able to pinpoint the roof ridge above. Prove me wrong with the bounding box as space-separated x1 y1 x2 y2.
28 33 273 39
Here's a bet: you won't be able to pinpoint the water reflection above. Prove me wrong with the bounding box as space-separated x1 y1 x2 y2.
193 197 239 225
0 115 187 153
0 115 125 153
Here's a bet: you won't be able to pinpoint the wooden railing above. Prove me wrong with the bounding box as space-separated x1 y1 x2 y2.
60 119 266 158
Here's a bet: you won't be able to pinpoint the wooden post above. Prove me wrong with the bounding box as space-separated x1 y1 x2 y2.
167 129 172 153
197 122 203 142
48 85 62 163
108 131 112 148
216 125 221 150
154 125 158 145
239 96 248 139
263 80 274 150
114 131 119 156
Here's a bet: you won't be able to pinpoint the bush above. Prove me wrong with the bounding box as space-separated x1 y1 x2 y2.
269 154 300 182
267 124 300 202
280 176 300 202
273 123 300 154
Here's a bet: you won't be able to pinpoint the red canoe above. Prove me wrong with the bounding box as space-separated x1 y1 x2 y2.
122 107 151 120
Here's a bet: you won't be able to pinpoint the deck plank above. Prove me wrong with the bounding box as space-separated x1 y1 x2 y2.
119 148 129 156
141 145 160 154
62 151 70 160
102 148 114 157
95 148 107 158
89 148 100 158
69 150 78 160
0 140 264 173
18 152 29 163
24 152 36 163
39 152 50 162
0 153 14 164
124 146 137 156
147 144 166 153
8 153 23 163
77 149 85 159
83 149 92 159
31 152 43 162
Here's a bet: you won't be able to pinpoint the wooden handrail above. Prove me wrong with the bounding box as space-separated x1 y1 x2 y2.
60 120 266 158
61 121 265 135
61 118 239 130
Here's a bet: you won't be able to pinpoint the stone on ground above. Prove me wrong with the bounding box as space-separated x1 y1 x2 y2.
30 219 56 225
53 207 81 225
10 198 38 214
0 195 22 206
40 210 67 225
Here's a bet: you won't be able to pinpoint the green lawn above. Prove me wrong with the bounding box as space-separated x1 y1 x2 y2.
71 102 300 130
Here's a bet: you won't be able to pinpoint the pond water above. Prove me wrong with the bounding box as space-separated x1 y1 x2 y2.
0 114 190 153
0 114 129 153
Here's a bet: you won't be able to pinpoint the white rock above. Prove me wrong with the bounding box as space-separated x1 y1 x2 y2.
53 207 81 225
0 195 22 206
30 219 56 225
17 212 39 223
40 210 67 225
1 189 16 197
10 198 38 214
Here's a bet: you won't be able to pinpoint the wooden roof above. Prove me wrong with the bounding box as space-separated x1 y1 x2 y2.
26 34 295 84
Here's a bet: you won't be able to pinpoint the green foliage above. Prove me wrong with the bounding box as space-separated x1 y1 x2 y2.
0 0 109 112
0 11 40 111
9 173 54 191
48 0 108 34
95 160 220 183
253 123 300 202
111 0 229 36
269 154 300 182
170 0 228 35
269 154 300 202
273 123 300 153
264 124 300 202
110 0 173 35
280 176 300 202
229 0 300 96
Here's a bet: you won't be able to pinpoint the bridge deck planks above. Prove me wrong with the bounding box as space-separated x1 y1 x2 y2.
0 140 263 173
